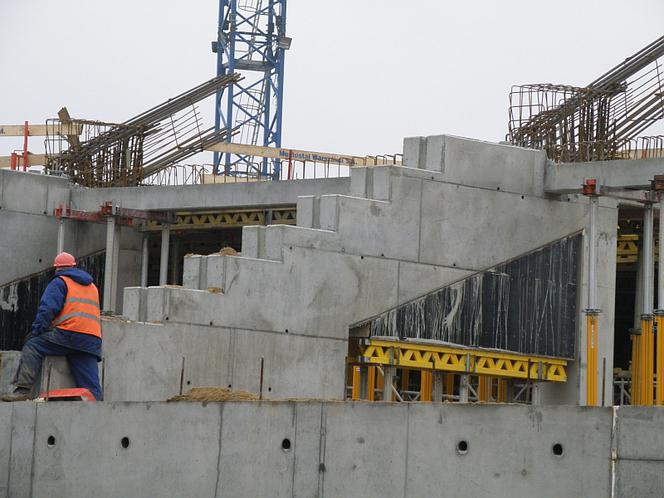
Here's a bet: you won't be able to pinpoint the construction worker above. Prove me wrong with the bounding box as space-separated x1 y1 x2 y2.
1 252 102 401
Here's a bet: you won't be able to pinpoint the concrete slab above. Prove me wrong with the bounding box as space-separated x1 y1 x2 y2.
321 402 408 497
405 404 612 498
7 402 37 498
31 402 221 498
616 460 664 498
615 407 664 460
0 403 12 496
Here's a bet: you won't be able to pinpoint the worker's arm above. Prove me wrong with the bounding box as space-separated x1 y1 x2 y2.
30 277 67 336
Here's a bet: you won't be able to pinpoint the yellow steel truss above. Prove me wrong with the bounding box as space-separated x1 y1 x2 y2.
617 234 660 265
352 338 567 382
146 207 296 231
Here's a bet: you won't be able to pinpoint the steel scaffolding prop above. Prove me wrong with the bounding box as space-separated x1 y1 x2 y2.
508 35 664 162
582 179 601 406
212 0 289 178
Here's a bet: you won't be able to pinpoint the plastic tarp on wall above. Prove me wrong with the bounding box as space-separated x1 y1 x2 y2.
368 234 581 359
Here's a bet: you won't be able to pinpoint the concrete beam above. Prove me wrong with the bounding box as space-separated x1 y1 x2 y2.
545 158 664 194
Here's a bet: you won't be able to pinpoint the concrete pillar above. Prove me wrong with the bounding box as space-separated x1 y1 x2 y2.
159 225 170 286
111 222 120 311
56 219 65 254
432 371 444 402
382 366 395 401
141 234 149 288
458 374 469 403
103 217 116 312
170 236 181 285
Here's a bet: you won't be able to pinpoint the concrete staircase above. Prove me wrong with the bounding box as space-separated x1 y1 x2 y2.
103 135 617 402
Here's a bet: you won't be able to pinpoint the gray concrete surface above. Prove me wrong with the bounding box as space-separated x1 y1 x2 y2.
0 351 20 395
0 402 661 498
545 157 664 193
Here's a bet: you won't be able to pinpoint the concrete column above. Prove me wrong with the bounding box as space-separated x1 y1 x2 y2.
382 366 395 401
103 217 116 312
111 222 120 312
458 374 469 403
141 234 149 288
170 236 181 285
159 225 170 286
432 371 444 402
56 219 65 254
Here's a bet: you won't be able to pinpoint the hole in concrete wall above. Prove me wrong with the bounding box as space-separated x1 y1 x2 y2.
186 380 191 385
285 329 289 334
496 187 501 191
268 387 272 392
47 435 55 447
281 438 291 451
165 316 169 321
552 443 564 456
121 437 130 449
38 258 43 263
521 195 525 199
227 384 232 388
456 440 468 455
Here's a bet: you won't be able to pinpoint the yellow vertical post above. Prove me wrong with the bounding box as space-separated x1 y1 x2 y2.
657 312 664 405
445 374 455 401
401 368 410 393
632 334 641 405
376 367 385 401
586 312 599 406
478 376 491 403
497 379 508 403
420 370 432 402
351 366 361 400
366 366 376 401
643 317 654 405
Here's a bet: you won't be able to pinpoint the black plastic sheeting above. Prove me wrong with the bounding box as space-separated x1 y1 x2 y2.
368 234 581 359
0 252 105 351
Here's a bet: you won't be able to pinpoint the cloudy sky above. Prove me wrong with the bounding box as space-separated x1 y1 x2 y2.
1 1 662 158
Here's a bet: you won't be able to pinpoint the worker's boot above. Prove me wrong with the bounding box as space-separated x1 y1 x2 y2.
1 387 32 402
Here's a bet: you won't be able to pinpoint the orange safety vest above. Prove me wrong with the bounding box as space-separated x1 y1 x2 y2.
51 276 102 339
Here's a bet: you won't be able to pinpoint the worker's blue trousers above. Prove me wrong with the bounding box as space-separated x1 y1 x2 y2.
14 331 102 400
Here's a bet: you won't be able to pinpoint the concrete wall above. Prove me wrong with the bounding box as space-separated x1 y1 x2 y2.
119 137 617 404
0 401 661 498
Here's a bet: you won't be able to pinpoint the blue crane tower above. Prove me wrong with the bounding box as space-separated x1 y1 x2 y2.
212 0 290 179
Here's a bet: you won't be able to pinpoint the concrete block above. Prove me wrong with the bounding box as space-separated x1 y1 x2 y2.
38 356 77 394
241 226 261 259
615 407 664 460
402 136 426 169
7 402 37 498
145 286 170 322
31 402 221 498
182 255 202 289
205 255 226 289
0 351 21 395
265 226 285 261
122 287 147 321
319 195 339 231
439 135 547 195
616 460 664 498
349 167 369 198
371 167 392 200
296 195 316 228
0 170 48 215
424 134 445 172
217 402 296 497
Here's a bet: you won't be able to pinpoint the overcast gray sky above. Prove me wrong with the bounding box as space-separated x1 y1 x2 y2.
1 1 663 158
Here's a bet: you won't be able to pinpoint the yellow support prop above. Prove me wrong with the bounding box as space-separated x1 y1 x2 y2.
644 318 654 405
351 366 361 400
657 313 664 405
445 374 455 400
376 367 385 401
420 370 432 402
478 376 491 403
586 313 598 406
632 334 641 405
366 366 376 401
497 379 508 403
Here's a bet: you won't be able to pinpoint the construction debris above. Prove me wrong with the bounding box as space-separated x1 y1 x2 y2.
168 387 259 402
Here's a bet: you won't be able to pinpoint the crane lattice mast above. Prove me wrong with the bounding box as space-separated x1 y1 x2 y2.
212 0 290 179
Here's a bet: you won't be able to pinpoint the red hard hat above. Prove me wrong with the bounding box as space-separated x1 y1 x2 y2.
53 252 76 268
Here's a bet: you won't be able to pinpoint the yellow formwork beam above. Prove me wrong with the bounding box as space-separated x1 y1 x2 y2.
353 338 567 383
656 313 664 405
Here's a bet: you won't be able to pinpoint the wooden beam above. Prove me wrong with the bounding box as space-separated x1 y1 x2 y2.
0 154 49 168
206 142 362 164
0 123 82 137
